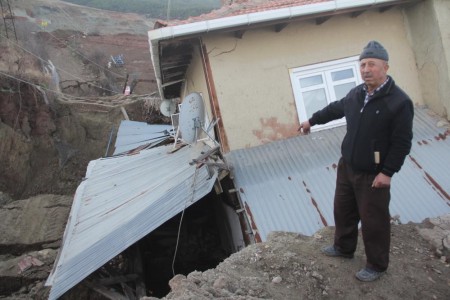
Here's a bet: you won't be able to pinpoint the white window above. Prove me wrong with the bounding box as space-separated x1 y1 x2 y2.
289 56 363 131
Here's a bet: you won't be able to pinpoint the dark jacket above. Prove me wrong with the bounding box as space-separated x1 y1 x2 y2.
309 76 414 177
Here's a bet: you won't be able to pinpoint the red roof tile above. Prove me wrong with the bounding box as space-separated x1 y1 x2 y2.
155 0 331 28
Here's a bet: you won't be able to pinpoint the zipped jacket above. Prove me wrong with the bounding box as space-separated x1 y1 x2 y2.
309 76 414 177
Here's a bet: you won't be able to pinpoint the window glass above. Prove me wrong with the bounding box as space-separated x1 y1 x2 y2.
302 89 327 119
331 69 354 81
334 82 356 100
299 75 323 88
290 56 361 131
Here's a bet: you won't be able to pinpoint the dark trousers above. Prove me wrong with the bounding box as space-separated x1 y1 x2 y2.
333 158 391 272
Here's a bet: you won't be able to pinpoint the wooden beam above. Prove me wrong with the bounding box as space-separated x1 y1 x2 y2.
190 146 220 165
120 106 130 120
274 23 288 32
234 30 245 39
315 16 331 25
162 71 186 80
161 78 184 88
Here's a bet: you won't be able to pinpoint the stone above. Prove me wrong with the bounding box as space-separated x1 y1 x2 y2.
272 276 282 283
0 195 72 254
213 276 228 290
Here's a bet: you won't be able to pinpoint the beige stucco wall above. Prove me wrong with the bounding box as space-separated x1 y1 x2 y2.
181 43 216 141
405 0 450 119
184 8 422 151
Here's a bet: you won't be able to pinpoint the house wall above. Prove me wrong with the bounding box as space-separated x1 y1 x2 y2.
181 42 215 141
187 8 423 151
405 0 450 119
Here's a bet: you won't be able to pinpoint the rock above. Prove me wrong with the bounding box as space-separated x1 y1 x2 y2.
0 250 57 295
0 192 13 207
0 195 72 255
168 274 186 291
429 215 450 231
272 276 282 283
212 276 228 290
187 271 202 284
417 214 450 257
312 271 323 281
417 227 446 251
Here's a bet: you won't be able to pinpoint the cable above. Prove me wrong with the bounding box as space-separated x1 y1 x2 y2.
0 34 120 94
172 163 199 276
36 5 124 79
57 5 87 35
0 69 64 96
0 69 102 100
1 32 117 93
43 30 125 79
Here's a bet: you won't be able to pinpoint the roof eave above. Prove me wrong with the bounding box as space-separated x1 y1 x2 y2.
148 0 417 99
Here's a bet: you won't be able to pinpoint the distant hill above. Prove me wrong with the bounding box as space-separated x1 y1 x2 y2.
61 0 222 19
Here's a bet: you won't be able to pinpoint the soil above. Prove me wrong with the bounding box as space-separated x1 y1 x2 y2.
1 1 450 300
149 225 450 300
0 0 164 199
12 0 158 96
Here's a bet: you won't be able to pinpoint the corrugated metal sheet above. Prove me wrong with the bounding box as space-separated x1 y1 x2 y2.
46 142 218 300
225 107 450 241
113 120 173 155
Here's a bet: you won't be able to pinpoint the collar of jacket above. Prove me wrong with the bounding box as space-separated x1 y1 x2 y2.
359 75 395 101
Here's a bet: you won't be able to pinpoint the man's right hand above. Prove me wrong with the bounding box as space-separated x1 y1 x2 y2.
298 121 311 135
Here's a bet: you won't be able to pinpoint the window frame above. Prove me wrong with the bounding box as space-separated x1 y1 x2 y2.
290 56 363 132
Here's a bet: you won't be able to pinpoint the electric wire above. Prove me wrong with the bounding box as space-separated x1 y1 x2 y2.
43 5 125 79
1 32 118 94
57 5 87 34
172 163 199 276
0 69 114 101
0 69 68 96
0 33 121 94
43 29 126 79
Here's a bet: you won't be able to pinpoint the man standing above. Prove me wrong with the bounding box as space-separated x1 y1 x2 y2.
299 41 414 282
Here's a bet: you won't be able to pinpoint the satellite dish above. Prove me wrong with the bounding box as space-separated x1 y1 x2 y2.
178 92 205 144
160 99 176 117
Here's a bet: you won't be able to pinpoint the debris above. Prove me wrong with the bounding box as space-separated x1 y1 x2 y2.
311 271 323 281
18 256 44 273
432 268 442 274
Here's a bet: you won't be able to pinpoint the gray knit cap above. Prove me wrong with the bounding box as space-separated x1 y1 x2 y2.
359 40 389 61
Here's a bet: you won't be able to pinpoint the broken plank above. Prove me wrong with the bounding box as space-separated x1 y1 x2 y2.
190 146 220 165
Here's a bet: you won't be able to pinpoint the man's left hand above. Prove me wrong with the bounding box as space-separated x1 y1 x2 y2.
372 173 391 188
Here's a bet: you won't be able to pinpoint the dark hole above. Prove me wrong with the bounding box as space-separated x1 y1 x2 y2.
64 178 243 299
139 191 234 297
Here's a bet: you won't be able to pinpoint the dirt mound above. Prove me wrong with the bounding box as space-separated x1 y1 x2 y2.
149 224 450 300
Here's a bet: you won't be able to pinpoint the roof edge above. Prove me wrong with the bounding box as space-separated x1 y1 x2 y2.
148 0 400 41
148 0 413 99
